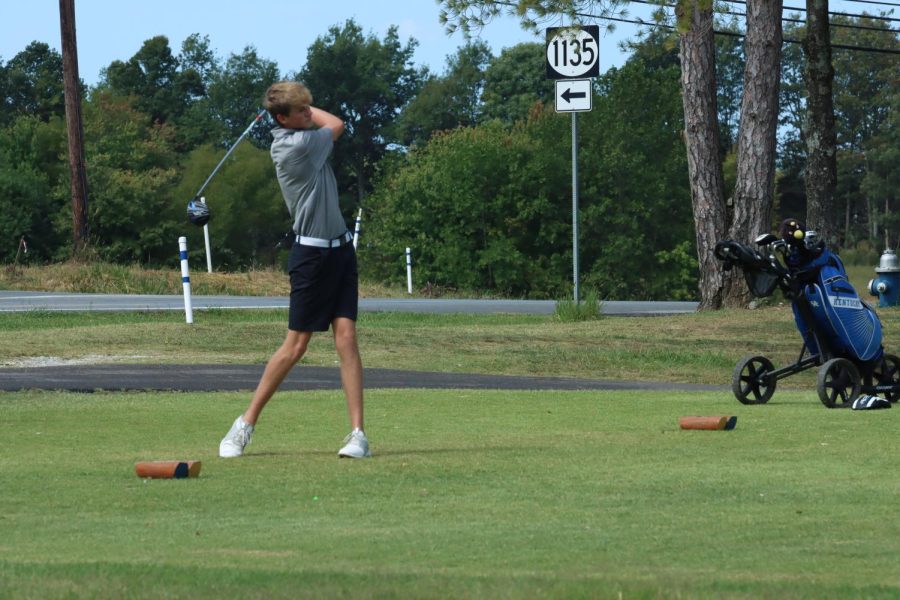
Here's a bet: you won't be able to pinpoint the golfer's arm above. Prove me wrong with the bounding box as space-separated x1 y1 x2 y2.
310 107 344 140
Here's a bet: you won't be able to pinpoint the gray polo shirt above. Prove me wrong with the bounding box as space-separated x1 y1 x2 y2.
270 126 347 239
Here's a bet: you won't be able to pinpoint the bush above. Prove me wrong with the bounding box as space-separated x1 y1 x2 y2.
555 289 603 322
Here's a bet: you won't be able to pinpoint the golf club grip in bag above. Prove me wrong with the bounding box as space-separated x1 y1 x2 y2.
714 240 783 298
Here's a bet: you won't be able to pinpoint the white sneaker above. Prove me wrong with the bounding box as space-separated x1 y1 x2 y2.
338 428 371 458
219 416 253 458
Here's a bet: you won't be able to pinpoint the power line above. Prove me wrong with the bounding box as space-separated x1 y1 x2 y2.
717 0 900 22
844 0 900 7
579 8 900 54
631 0 899 32
713 26 900 53
721 0 900 23
488 0 900 53
783 3 900 22
783 17 896 33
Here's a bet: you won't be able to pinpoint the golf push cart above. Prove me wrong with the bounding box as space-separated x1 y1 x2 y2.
714 218 900 409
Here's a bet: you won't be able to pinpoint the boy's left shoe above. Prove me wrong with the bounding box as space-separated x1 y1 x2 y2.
338 428 371 458
219 416 253 458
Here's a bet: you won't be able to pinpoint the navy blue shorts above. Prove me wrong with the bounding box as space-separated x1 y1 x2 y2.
287 243 358 332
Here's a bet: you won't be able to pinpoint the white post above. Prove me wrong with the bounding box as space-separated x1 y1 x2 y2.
405 247 413 295
353 208 362 249
179 236 194 324
201 196 212 273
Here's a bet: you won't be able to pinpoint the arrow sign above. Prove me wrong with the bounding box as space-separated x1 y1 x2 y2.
561 88 587 103
555 79 592 113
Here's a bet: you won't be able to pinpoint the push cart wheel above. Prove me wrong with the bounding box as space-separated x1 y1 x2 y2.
816 358 861 408
872 353 900 403
732 355 776 405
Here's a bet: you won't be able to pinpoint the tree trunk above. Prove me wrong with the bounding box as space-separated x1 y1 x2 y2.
678 0 727 310
724 0 783 307
59 0 90 256
844 199 850 243
803 0 838 248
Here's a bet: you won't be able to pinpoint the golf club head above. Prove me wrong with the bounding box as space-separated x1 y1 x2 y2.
187 198 210 227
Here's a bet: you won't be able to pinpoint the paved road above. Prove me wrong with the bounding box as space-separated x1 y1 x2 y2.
0 364 723 393
0 291 697 316
0 292 706 392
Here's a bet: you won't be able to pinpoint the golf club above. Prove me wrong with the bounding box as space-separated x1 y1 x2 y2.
186 108 268 226
186 108 268 272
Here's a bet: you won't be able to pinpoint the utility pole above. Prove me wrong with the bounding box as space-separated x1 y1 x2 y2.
59 0 89 255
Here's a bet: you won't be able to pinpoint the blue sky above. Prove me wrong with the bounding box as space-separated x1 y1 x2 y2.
0 1 657 85
1 1 876 87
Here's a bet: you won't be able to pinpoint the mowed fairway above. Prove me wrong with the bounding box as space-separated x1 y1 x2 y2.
1 388 898 599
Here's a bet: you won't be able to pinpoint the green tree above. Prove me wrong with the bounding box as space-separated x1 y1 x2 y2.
205 46 278 148
776 20 810 222
178 33 219 86
102 36 205 126
363 120 564 295
363 44 692 299
395 41 493 147
172 34 224 151
0 42 65 125
438 0 725 306
299 19 425 207
581 47 694 300
481 42 554 122
172 143 284 268
0 115 68 262
81 92 181 263
832 15 898 246
713 28 744 154
778 15 899 246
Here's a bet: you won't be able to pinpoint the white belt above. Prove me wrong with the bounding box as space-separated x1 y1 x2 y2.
295 231 352 248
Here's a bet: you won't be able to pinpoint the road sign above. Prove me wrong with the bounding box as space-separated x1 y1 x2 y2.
545 25 600 80
555 79 592 113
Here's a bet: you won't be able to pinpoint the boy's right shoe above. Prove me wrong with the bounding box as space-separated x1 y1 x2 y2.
219 416 253 458
338 428 371 458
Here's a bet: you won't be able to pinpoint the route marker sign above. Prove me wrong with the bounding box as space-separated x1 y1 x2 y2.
545 25 600 80
545 25 599 303
555 79 592 113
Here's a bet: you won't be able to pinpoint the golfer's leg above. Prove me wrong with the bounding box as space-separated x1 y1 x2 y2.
243 330 312 425
333 317 364 431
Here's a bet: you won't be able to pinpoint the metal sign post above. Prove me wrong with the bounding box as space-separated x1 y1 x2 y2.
571 112 579 303
547 26 598 303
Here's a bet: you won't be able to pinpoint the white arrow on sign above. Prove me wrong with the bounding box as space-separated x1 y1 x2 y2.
555 79 592 113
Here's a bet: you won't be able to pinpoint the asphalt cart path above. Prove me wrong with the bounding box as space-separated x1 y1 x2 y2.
0 364 723 393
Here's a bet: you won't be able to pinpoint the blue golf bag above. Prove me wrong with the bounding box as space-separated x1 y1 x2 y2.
714 219 898 408
789 247 883 365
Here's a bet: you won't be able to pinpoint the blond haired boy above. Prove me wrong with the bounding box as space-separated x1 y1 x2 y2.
219 81 370 459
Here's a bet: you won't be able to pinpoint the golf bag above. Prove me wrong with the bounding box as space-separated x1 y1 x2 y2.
714 219 898 408
787 247 882 364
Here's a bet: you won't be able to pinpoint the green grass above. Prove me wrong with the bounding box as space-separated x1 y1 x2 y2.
1 389 898 598
0 261 883 304
3 306 900 386
2 268 899 597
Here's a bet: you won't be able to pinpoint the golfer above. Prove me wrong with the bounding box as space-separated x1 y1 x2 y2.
219 81 370 459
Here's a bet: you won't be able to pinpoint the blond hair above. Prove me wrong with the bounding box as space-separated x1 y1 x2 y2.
263 81 312 121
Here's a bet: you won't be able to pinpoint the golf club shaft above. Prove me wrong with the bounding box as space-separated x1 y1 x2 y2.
193 109 267 200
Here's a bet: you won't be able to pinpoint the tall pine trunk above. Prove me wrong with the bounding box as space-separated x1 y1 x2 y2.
724 0 783 306
678 0 727 310
803 0 838 247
